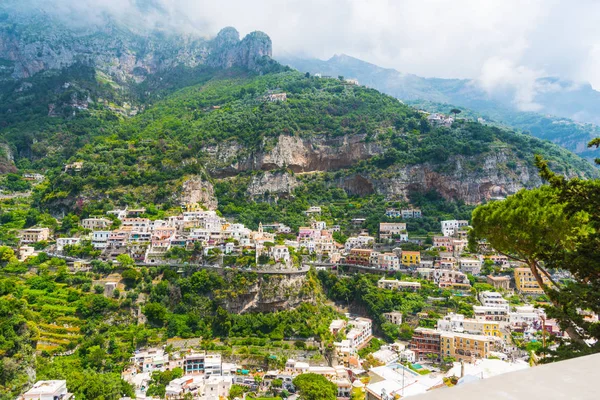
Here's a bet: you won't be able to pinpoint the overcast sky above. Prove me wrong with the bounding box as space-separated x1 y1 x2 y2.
19 0 600 91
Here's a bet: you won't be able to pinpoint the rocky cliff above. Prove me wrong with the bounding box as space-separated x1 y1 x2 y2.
247 171 299 198
202 134 547 204
0 5 272 81
207 28 272 72
178 175 218 210
204 134 384 177
223 272 317 314
0 143 16 173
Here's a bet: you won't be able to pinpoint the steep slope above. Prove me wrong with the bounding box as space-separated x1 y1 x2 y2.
0 3 275 81
38 71 598 217
279 54 600 160
0 4 283 169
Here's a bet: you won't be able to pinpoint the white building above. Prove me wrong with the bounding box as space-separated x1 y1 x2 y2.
459 257 483 275
270 245 291 265
329 319 347 335
509 305 543 327
165 375 232 400
347 317 372 349
21 380 72 400
130 348 168 373
473 305 508 322
400 349 416 363
81 217 112 230
305 206 322 214
379 222 408 241
437 313 465 333
344 234 375 251
378 279 421 291
92 231 111 249
56 237 81 252
441 220 469 237
401 209 422 218
312 220 327 230
385 209 402 218
479 291 510 312
285 359 310 374
183 353 222 375
383 311 403 325
372 348 399 365
121 218 151 233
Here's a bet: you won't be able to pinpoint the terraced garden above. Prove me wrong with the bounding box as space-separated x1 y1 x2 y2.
20 282 84 353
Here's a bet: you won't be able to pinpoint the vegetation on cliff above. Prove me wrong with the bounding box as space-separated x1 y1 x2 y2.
17 70 595 219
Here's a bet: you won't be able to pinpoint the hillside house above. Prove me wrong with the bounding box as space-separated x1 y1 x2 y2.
378 279 421 291
401 208 422 218
81 217 112 230
487 275 511 290
266 92 287 102
20 227 50 243
379 222 407 241
21 380 72 400
383 311 403 325
401 251 421 266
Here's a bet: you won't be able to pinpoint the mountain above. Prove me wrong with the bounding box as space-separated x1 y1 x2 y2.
0 4 283 170
278 54 600 160
0 8 596 221
0 3 275 81
37 70 598 222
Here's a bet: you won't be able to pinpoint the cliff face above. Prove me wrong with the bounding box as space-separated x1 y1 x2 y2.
0 143 16 173
205 134 383 177
0 10 272 81
178 176 218 210
202 134 546 204
247 171 299 198
373 152 539 204
207 28 272 72
224 273 316 314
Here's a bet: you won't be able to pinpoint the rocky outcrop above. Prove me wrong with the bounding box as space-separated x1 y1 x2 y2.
0 143 17 173
225 273 316 314
366 151 541 204
205 134 384 177
247 171 299 198
207 28 272 72
204 134 549 204
0 8 273 81
178 176 218 210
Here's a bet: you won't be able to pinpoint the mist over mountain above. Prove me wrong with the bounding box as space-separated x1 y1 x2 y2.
0 2 275 82
279 54 600 160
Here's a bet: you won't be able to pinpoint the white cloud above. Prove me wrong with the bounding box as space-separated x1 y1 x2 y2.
11 0 600 91
477 57 545 112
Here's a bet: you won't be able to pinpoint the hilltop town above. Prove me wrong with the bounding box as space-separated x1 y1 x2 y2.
1 4 600 399
7 196 582 400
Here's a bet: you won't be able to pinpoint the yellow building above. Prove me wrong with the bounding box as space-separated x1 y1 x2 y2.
401 251 421 266
440 332 494 362
461 319 508 341
514 267 550 295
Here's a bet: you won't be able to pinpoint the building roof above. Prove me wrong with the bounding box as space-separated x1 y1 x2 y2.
24 380 65 395
487 275 511 281
410 353 600 400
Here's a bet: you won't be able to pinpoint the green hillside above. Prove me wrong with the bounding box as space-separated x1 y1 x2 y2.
280 54 600 160
30 71 597 216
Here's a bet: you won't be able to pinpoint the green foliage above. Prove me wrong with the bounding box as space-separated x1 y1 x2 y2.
0 174 31 192
146 368 184 398
229 384 248 400
25 69 594 216
471 171 600 356
293 373 337 400
317 270 471 341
